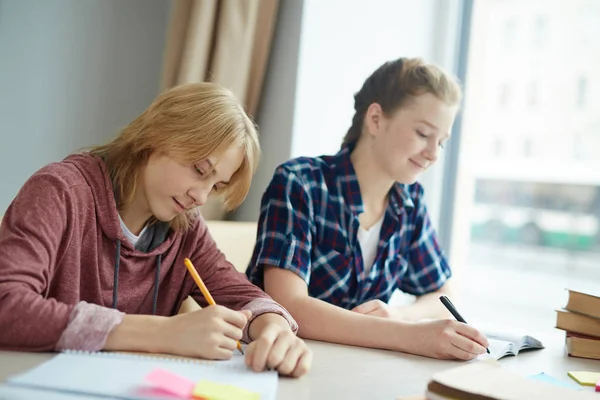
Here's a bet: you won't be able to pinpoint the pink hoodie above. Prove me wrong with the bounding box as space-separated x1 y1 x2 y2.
0 153 297 352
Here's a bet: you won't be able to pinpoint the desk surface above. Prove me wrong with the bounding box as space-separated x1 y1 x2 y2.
1 327 598 399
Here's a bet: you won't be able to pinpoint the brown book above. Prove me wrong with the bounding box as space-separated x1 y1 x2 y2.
426 360 598 400
565 290 600 319
555 309 600 338
566 332 600 360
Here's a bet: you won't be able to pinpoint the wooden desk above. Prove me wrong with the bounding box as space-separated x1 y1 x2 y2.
1 327 598 399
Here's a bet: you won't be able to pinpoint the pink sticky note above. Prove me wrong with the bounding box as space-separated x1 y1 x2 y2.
145 368 195 398
596 377 600 392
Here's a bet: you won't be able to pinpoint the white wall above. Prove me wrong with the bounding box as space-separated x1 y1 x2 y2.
236 0 462 226
292 0 438 158
233 0 305 222
0 0 170 214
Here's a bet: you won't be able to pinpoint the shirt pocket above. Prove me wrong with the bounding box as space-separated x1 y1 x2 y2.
314 231 352 258
310 237 358 305
311 237 353 269
388 251 410 278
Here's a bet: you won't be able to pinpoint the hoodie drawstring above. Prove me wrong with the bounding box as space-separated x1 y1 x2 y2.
112 239 162 315
152 254 162 315
112 240 121 309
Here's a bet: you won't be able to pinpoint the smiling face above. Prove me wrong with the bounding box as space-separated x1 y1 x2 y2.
367 92 457 184
139 145 244 222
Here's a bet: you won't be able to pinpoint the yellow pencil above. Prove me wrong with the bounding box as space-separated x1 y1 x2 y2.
183 258 244 355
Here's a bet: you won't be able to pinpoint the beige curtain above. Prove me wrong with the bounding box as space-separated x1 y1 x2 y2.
161 0 279 220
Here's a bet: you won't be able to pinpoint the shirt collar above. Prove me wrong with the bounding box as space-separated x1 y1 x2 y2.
331 145 364 215
331 144 415 218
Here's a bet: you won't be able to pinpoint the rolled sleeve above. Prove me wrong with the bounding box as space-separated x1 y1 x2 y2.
56 302 125 352
398 190 452 296
241 298 299 343
247 167 314 286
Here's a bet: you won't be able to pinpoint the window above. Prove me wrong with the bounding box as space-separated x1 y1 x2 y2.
573 133 584 160
502 18 518 51
451 0 600 323
577 76 587 109
533 16 547 48
522 137 533 157
527 81 539 107
493 137 504 157
498 84 511 108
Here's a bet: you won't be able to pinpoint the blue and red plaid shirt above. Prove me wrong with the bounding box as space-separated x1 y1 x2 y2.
246 145 451 310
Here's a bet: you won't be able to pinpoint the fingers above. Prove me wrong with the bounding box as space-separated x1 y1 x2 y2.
245 327 312 378
218 335 239 352
210 346 235 360
218 318 244 341
240 309 252 321
454 322 490 349
275 341 313 378
213 305 249 329
365 307 391 318
351 300 384 315
448 342 479 361
244 342 256 369
265 332 292 370
290 348 313 378
448 332 486 360
246 326 278 372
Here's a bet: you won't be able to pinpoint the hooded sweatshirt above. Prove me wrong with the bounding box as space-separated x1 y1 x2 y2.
0 154 297 352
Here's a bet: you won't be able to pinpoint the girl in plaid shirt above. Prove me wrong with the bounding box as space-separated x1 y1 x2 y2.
247 58 490 360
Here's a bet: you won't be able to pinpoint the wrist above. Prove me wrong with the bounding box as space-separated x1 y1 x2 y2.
375 318 414 353
248 313 290 341
104 314 170 353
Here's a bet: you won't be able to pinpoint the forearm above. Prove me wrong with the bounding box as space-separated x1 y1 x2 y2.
284 295 411 352
104 314 169 353
396 291 452 321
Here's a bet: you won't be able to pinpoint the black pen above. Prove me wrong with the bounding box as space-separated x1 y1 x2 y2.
439 295 490 354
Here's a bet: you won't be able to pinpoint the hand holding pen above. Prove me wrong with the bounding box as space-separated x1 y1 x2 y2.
440 295 490 354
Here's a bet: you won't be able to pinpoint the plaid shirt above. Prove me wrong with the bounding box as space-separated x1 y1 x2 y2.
246 145 451 310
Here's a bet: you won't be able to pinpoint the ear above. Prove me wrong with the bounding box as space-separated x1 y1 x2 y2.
363 103 385 138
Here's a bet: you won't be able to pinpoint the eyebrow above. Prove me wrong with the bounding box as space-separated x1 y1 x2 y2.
418 119 439 131
205 159 230 185
418 119 450 139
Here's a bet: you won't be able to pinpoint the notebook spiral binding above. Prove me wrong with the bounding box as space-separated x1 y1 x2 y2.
62 349 235 367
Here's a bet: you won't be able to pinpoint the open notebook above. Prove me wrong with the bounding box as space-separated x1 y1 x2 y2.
484 331 544 360
4 350 277 400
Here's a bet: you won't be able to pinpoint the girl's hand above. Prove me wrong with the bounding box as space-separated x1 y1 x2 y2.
402 319 489 360
162 305 251 359
245 323 312 377
352 299 404 320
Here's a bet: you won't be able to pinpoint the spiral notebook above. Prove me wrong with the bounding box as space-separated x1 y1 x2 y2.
5 351 277 400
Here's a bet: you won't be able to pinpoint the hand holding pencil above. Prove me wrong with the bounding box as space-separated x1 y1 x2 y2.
184 258 246 355
183 258 312 377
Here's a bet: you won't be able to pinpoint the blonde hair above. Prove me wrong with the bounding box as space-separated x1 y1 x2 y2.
89 82 260 231
343 57 462 146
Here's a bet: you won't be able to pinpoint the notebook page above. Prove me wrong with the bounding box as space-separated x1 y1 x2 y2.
520 335 544 349
7 352 277 400
487 338 513 360
470 322 544 356
0 383 110 400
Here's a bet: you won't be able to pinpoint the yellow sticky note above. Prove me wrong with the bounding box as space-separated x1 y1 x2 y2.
567 371 600 386
192 379 260 400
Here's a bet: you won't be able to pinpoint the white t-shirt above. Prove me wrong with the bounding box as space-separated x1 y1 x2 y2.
357 215 385 274
118 214 148 247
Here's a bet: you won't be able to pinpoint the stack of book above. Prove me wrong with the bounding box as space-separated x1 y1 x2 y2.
555 289 600 360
